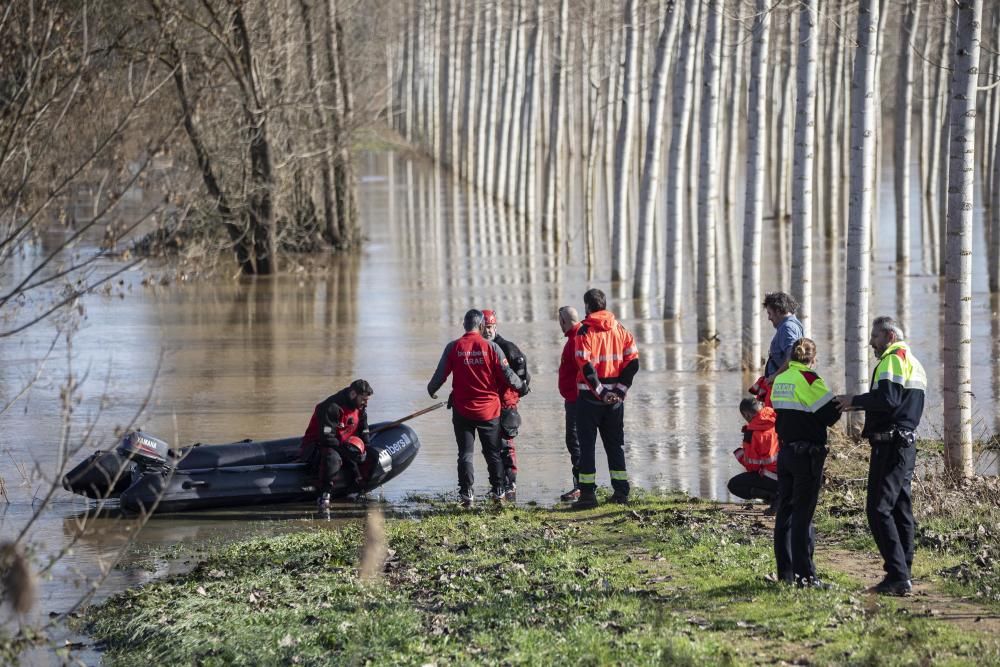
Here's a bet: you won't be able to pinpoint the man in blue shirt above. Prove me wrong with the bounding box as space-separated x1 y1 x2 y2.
763 292 804 384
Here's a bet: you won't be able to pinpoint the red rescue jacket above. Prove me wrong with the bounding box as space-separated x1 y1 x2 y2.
558 322 582 401
427 331 523 421
573 310 639 401
300 388 369 460
734 406 779 478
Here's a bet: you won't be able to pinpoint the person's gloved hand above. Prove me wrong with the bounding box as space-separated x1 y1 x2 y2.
519 383 531 397
324 402 344 428
748 376 768 399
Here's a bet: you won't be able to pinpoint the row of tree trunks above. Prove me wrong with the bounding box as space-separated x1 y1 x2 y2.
392 0 997 476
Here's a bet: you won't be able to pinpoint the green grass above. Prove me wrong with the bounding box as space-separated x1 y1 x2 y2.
85 489 1000 666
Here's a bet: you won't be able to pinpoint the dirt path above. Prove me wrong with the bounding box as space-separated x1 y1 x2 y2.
720 502 1000 637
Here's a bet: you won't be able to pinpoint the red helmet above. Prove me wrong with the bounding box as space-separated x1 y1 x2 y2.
344 435 366 455
482 310 497 325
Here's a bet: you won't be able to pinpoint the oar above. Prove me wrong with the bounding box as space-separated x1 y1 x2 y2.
371 402 445 435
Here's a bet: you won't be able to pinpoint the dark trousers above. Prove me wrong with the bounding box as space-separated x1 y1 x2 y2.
319 447 343 493
500 406 520 488
565 400 581 485
866 441 917 582
774 442 827 582
577 398 629 495
727 471 778 502
501 436 518 487
453 412 503 493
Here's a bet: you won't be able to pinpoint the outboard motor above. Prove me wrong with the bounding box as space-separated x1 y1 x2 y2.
118 431 172 469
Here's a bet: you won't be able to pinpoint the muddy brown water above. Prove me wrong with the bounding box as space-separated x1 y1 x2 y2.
1 152 998 661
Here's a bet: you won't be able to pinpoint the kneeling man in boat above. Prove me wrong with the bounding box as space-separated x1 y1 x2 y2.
300 379 374 511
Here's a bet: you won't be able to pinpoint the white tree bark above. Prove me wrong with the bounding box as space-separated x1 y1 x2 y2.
611 0 639 283
542 0 569 240
989 11 1000 293
633 0 681 299
943 0 983 478
476 2 499 192
483 1 502 196
893 0 920 297
845 0 879 411
992 118 1000 292
742 0 770 371
937 4 955 275
696 0 722 342
447 0 463 172
824 3 847 258
499 0 523 206
791 0 818 330
462 2 481 182
724 12 745 283
663 0 701 319
521 2 543 222
429 0 442 160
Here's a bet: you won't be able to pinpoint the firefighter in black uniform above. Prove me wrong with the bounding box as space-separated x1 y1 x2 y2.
835 316 926 596
480 309 531 500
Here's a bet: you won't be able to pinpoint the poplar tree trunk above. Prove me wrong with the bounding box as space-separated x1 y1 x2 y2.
992 122 1000 291
522 3 543 222
497 0 521 205
399 8 413 139
894 0 920 300
845 0 879 419
664 0 700 320
937 4 955 275
633 0 681 299
825 3 847 249
611 0 639 283
742 0 770 371
943 0 983 478
542 0 569 240
483 1 502 196
462 2 480 182
989 11 1000 293
447 0 463 172
696 0 722 342
791 0 818 330
724 13 745 283
476 4 494 190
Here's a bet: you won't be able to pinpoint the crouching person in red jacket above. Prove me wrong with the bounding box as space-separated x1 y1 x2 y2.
300 379 374 511
727 398 779 513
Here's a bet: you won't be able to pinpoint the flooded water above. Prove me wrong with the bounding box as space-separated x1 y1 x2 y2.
1 152 999 660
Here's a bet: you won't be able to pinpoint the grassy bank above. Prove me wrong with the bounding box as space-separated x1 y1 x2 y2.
86 446 1000 666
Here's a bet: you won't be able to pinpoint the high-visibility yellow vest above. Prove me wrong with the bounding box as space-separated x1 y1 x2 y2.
870 341 926 392
770 361 835 413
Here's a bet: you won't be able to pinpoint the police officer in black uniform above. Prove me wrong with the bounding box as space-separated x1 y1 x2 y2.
835 316 927 596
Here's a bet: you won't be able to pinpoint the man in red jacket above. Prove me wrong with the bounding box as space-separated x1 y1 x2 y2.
557 305 582 501
727 398 780 514
428 309 526 507
572 289 640 509
299 379 374 511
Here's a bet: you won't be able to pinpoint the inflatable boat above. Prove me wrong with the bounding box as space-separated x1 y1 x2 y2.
63 422 421 514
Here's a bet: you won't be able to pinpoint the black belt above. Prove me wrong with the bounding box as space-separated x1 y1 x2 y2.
869 428 915 445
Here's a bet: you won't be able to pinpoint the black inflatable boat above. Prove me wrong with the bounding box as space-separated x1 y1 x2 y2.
63 423 421 513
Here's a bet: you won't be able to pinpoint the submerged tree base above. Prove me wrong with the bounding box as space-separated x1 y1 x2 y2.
85 465 1000 666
